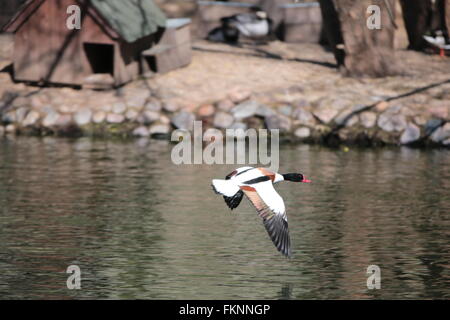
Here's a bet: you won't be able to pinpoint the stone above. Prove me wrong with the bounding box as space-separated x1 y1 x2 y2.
197 104 215 117
265 114 292 132
294 127 311 138
125 109 139 121
213 112 234 129
377 112 406 132
145 99 162 112
400 123 421 145
42 111 60 127
255 104 276 118
163 101 180 113
12 96 28 108
413 115 427 126
278 105 293 117
106 113 125 124
149 123 171 136
375 101 389 112
112 102 127 114
22 111 40 126
229 122 248 131
228 88 251 103
312 106 338 124
293 107 315 126
5 124 16 133
74 108 92 126
360 112 377 128
56 114 72 127
159 115 170 125
126 95 147 110
430 123 450 143
171 111 195 131
93 111 106 123
2 111 16 124
425 119 444 136
15 107 28 123
143 110 160 124
132 126 150 137
429 104 448 119
232 100 259 119
100 104 112 112
217 99 235 111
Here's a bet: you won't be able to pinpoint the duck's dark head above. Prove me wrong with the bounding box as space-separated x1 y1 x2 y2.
282 173 311 183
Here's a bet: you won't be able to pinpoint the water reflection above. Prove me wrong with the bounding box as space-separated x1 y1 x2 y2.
0 137 449 299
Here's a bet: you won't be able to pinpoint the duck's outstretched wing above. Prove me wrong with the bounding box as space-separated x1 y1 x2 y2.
240 182 291 257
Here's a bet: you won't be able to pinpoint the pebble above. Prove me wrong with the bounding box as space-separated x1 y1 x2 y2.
217 99 235 111
125 109 139 121
106 113 125 124
232 100 259 119
377 112 406 132
56 114 72 127
400 123 421 144
213 112 234 129
228 88 251 103
112 102 127 114
294 127 311 138
132 126 150 137
42 111 60 127
93 111 106 123
149 123 170 136
265 114 292 132
22 111 40 126
171 111 195 131
359 111 377 128
74 108 92 126
430 123 450 143
143 111 160 124
197 104 215 117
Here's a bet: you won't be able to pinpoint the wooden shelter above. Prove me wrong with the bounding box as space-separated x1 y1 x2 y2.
2 0 192 87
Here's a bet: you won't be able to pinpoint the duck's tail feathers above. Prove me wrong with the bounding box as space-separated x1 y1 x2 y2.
211 179 240 197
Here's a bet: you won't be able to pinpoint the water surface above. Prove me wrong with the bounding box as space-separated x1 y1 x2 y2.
0 137 449 299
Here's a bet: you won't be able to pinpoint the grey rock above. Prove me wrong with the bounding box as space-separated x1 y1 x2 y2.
145 100 162 112
213 112 234 129
125 109 139 121
360 112 377 128
217 99 235 111
377 112 406 132
112 102 127 114
93 111 106 123
313 107 338 124
127 95 147 110
293 107 315 126
56 114 72 127
163 101 180 113
171 111 195 131
74 108 92 126
132 126 150 137
42 111 60 127
265 114 292 132
22 111 40 126
2 111 16 124
294 127 311 138
229 122 248 131
425 118 445 136
232 100 259 119
430 123 450 143
149 123 171 136
255 104 276 118
400 123 421 145
15 107 29 123
278 105 293 117
106 113 125 124
143 110 160 124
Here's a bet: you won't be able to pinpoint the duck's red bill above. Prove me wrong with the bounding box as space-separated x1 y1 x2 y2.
302 178 312 183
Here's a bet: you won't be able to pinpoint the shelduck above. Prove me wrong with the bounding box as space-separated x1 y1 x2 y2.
211 167 311 258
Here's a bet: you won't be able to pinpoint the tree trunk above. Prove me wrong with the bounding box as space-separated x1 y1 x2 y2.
400 0 432 50
319 0 400 77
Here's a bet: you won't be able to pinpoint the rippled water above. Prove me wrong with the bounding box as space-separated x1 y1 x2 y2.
0 137 449 299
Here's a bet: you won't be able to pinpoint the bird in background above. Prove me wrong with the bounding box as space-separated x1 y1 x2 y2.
211 166 311 258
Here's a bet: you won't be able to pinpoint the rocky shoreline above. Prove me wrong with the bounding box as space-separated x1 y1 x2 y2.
0 82 449 147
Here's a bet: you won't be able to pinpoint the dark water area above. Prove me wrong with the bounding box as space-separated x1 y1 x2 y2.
0 136 449 299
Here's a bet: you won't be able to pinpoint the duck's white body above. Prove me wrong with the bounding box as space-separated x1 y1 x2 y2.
212 167 301 257
228 12 270 38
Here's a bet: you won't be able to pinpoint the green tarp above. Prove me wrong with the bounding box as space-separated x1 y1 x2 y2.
91 0 167 43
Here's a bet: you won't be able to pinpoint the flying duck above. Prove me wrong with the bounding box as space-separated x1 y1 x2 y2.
211 167 311 258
